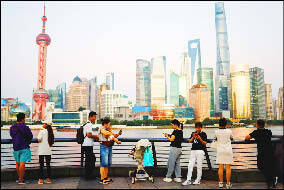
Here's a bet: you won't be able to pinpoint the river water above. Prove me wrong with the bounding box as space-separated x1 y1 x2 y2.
1 126 283 169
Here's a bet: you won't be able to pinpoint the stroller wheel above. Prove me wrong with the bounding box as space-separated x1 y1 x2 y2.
131 177 135 184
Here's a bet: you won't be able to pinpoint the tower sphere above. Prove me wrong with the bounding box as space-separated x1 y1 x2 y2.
42 16 47 22
36 33 51 45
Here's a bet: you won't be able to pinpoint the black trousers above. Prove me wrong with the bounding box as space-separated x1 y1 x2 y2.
39 155 51 179
82 146 96 179
257 154 276 187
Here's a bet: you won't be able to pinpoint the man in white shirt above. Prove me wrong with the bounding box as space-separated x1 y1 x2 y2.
82 111 99 180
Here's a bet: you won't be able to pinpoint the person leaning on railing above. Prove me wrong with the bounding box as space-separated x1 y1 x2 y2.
245 119 278 189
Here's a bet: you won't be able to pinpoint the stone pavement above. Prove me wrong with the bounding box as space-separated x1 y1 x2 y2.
1 177 283 189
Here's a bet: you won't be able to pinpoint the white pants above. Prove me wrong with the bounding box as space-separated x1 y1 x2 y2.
186 150 205 181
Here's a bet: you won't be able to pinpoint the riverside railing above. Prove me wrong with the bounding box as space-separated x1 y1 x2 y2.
1 137 283 170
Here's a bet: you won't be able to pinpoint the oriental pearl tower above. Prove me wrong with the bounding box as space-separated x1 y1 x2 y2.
32 4 51 121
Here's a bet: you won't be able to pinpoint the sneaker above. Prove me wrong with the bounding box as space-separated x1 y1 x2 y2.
193 180 200 185
18 180 26 185
16 180 19 183
99 179 109 185
226 182 232 189
173 178 182 183
104 177 113 182
182 180 192 186
45 178 51 184
163 178 172 182
219 182 223 188
38 179 44 184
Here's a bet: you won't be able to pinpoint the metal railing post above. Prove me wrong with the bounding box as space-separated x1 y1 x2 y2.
151 141 157 168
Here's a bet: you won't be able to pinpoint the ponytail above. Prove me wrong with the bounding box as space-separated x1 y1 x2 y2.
180 123 183 130
46 124 54 147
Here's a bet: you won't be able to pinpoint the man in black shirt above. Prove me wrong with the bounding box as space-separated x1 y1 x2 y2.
245 119 277 189
182 122 207 186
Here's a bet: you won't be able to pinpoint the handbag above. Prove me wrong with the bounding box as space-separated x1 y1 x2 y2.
210 140 217 149
142 147 154 167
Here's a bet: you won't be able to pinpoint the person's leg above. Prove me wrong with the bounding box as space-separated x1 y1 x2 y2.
186 150 197 181
195 150 205 182
39 155 44 180
225 164 231 184
19 162 26 181
16 162 20 181
174 148 182 178
166 147 177 178
83 146 93 179
46 155 51 179
105 147 112 179
100 145 108 180
218 164 224 182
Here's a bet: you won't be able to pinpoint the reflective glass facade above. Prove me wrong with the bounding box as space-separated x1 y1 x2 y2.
215 2 231 114
188 39 201 86
89 77 98 112
230 64 251 119
56 82 66 110
249 67 266 119
170 71 179 106
52 112 80 124
136 59 151 107
48 89 61 109
106 72 114 90
174 107 194 120
197 68 214 116
178 75 187 106
151 56 167 106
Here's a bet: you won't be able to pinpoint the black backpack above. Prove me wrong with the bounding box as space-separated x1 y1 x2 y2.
76 122 89 144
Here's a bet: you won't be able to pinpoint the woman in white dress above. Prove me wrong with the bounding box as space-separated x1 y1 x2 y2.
214 118 233 189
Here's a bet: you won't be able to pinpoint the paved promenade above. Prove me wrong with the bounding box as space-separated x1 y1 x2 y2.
1 177 283 189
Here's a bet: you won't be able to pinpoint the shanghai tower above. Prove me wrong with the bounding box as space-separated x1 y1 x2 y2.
214 2 231 115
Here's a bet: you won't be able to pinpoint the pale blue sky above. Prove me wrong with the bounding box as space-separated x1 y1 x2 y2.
1 1 283 105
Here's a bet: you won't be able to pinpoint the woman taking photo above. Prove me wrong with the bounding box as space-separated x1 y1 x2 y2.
37 122 54 184
214 118 233 189
98 118 122 185
163 119 183 183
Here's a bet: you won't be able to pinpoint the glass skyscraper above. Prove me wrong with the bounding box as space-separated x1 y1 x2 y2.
215 2 231 115
136 59 151 107
197 68 214 116
230 64 251 119
89 77 98 112
151 56 167 106
178 75 187 106
249 67 266 119
170 71 179 106
188 39 201 86
48 89 61 109
264 84 273 120
106 72 114 90
56 82 66 111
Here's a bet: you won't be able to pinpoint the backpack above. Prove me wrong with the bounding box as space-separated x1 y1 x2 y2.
76 122 89 144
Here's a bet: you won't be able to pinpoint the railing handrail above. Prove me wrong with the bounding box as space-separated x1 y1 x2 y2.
1 137 282 144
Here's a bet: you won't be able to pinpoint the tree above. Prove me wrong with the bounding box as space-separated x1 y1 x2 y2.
78 107 86 112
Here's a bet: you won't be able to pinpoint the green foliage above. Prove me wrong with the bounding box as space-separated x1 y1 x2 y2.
185 119 194 124
77 107 86 112
266 120 284 125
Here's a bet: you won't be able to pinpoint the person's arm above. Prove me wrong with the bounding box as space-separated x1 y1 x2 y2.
113 129 122 138
245 135 252 141
26 126 33 141
165 133 175 142
37 130 43 143
196 134 207 145
189 133 194 143
100 128 113 136
86 125 99 140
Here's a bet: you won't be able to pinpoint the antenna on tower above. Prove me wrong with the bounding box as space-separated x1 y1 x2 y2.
44 2 46 16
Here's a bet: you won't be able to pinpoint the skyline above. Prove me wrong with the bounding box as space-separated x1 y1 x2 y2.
1 1 283 105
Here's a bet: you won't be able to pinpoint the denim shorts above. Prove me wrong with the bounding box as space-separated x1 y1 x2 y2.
100 144 112 168
13 148 31 163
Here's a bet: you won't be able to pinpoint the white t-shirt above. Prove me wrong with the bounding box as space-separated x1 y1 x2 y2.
82 121 97 146
37 129 52 155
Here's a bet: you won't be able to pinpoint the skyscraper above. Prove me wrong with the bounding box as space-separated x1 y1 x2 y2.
170 71 179 106
180 50 191 93
277 87 283 120
264 84 273 120
214 2 231 115
188 39 201 86
66 76 88 111
48 89 61 109
56 82 67 111
188 83 210 122
106 72 114 90
178 75 187 106
136 59 151 107
249 67 266 119
197 68 214 116
89 77 98 112
151 56 167 106
230 64 251 119
32 5 51 121
101 90 122 119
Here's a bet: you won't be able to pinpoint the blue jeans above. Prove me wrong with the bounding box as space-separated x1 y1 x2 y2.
100 144 112 168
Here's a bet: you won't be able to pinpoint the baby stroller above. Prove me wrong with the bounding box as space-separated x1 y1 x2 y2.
129 139 154 184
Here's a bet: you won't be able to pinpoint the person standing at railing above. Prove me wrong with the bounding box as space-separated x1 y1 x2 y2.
245 119 277 189
182 122 207 186
163 119 183 183
214 118 233 189
10 112 33 185
37 121 54 184
82 111 99 180
98 118 122 185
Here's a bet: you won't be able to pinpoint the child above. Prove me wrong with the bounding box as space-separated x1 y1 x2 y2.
245 119 277 189
182 122 207 186
106 125 121 145
37 122 54 184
